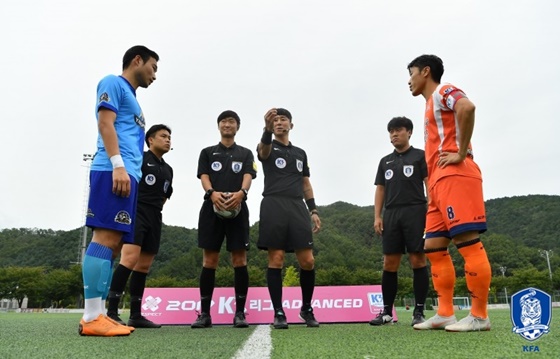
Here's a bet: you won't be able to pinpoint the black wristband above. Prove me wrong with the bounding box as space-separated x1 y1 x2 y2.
305 198 317 212
204 189 215 200
261 129 273 145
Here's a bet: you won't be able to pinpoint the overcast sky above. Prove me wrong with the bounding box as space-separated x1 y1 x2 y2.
1 0 558 232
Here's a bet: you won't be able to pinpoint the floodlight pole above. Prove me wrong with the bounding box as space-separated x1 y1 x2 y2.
79 154 94 265
539 250 553 282
499 266 508 306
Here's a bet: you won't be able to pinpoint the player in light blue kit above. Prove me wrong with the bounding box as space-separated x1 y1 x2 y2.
79 46 159 337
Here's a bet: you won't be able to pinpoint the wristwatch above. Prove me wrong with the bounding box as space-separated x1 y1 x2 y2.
241 188 249 199
204 189 215 200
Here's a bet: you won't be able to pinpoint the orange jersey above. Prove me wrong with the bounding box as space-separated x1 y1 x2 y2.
424 83 481 187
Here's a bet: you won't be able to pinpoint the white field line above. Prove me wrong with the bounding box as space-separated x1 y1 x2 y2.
232 325 272 359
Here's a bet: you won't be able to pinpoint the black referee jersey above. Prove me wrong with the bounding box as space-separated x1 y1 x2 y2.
138 150 173 210
197 142 257 191
374 146 427 209
258 140 310 198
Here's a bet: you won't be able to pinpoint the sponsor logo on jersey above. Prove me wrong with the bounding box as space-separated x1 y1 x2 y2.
275 158 286 169
99 92 110 103
134 113 146 128
385 169 393 180
232 161 242 173
114 211 132 225
403 165 414 177
212 161 222 171
145 174 156 185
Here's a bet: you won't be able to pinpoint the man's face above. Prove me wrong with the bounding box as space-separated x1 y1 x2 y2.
135 56 158 89
389 127 410 150
150 129 171 153
273 115 292 134
219 117 238 138
408 66 426 97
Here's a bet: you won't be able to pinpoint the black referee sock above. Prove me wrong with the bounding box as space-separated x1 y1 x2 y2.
234 266 249 313
381 270 398 315
129 270 148 318
300 268 315 311
266 268 283 311
107 264 133 314
413 266 429 313
200 267 216 314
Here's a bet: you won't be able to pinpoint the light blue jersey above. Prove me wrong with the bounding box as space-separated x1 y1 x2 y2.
91 75 145 182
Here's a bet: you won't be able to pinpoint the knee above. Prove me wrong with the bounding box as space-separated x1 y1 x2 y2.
409 254 427 268
268 252 285 268
382 255 401 271
231 251 247 267
298 256 315 271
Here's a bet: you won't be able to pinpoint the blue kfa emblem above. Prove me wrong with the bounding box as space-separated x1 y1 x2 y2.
511 288 551 341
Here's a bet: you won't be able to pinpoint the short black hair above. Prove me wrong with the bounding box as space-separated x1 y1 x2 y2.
217 110 240 125
407 54 444 83
276 108 292 121
387 116 413 132
123 45 159 71
145 124 171 147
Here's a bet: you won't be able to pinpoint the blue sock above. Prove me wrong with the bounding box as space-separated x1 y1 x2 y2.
102 260 114 301
82 243 113 300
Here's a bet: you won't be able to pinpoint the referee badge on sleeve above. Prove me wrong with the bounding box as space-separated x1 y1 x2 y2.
296 159 303 172
403 165 414 177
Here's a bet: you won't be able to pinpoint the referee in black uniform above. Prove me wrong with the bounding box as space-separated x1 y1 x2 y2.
257 108 321 329
369 116 430 327
192 110 257 329
107 124 173 329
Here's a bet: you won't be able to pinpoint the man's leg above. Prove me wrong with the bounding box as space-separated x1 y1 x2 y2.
370 253 401 325
296 248 319 327
80 229 130 336
232 249 249 328
192 250 219 328
107 244 140 321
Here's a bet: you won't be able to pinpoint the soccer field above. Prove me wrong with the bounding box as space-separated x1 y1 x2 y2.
0 309 558 358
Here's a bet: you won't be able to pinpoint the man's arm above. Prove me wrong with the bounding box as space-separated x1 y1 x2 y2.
257 108 276 160
98 108 130 197
373 184 385 235
303 176 321 233
438 97 476 168
423 178 430 205
224 173 253 210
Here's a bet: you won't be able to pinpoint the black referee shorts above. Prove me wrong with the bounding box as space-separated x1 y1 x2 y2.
133 203 163 254
197 200 250 252
257 196 313 253
381 204 426 255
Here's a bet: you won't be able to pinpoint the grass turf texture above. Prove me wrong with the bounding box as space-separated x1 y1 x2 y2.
0 309 558 358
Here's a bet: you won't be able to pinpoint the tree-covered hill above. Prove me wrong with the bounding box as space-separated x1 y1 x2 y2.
1 195 559 281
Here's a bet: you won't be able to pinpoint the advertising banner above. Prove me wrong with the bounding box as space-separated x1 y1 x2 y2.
142 285 398 325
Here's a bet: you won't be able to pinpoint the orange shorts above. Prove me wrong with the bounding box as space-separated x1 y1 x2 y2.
425 175 487 239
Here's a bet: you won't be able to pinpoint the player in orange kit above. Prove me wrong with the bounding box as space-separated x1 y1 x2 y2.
407 54 492 332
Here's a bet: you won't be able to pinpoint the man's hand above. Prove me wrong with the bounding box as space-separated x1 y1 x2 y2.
311 214 321 233
223 191 244 210
112 167 131 197
437 151 465 168
374 217 383 236
264 108 276 132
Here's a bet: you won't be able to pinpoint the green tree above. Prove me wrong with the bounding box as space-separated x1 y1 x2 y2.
283 266 299 287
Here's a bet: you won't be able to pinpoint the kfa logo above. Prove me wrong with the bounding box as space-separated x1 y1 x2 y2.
367 292 384 314
142 295 162 312
511 287 551 341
